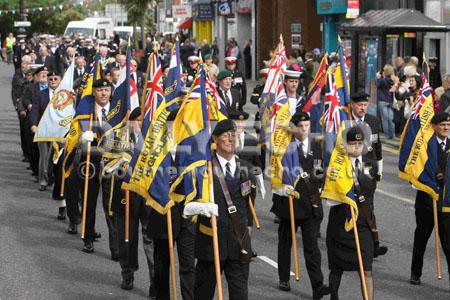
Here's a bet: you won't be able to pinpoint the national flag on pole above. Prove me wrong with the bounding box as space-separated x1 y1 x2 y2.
322 68 349 169
334 46 351 106
164 40 184 112
205 67 228 121
34 57 76 142
269 79 301 190
169 65 211 204
321 120 359 231
62 52 102 178
259 40 287 135
398 59 438 200
122 51 173 213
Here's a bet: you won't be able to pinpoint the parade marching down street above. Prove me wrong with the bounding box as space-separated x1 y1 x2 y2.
3 22 450 300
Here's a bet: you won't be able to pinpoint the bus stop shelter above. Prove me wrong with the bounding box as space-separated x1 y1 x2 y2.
340 9 450 91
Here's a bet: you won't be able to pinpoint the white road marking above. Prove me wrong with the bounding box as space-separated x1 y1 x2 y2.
258 255 295 276
376 189 414 205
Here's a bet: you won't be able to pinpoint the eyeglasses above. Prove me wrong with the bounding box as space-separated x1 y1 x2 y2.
48 77 59 81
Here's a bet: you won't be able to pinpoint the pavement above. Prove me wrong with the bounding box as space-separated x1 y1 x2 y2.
1 64 450 299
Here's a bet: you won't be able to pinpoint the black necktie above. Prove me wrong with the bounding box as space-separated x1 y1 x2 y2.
355 158 361 175
441 142 446 151
298 141 305 158
225 162 233 182
101 108 107 124
79 70 82 76
224 91 231 108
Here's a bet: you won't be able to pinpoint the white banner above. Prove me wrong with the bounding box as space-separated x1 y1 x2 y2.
172 5 192 19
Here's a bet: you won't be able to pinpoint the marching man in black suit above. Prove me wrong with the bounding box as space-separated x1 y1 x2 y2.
410 112 450 287
217 70 244 115
183 119 256 300
271 112 330 299
349 91 388 258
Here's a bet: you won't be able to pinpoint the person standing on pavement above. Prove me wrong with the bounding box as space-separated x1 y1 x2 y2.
6 32 16 65
30 71 61 191
409 112 450 287
376 64 398 139
271 112 330 299
183 119 256 300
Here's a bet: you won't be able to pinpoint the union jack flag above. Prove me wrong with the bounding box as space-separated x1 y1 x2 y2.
143 52 164 122
323 71 343 133
412 63 432 120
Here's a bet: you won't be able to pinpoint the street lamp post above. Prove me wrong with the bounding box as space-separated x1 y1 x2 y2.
17 0 28 39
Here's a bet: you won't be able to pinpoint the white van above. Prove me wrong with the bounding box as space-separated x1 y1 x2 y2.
64 18 114 41
114 26 133 40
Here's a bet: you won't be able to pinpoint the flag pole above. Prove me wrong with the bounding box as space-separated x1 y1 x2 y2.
350 206 369 300
124 190 130 242
288 194 300 281
207 160 223 300
60 166 65 197
166 208 178 299
248 196 260 229
81 113 94 239
432 199 443 279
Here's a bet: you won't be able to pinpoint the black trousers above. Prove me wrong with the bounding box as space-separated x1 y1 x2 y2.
154 220 195 300
278 217 324 289
194 259 249 300
98 173 119 255
411 208 450 277
115 192 154 285
65 167 81 225
19 115 29 159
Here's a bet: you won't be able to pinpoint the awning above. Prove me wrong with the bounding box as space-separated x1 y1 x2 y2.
178 18 193 30
341 9 450 34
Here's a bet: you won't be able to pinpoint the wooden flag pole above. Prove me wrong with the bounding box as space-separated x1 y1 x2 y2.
60 165 65 197
166 208 178 299
350 206 369 300
248 196 260 229
125 190 130 242
81 114 94 239
432 199 443 279
288 194 300 281
207 161 223 300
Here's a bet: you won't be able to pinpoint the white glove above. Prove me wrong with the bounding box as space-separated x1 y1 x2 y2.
377 159 383 181
282 185 300 199
183 202 219 218
106 157 130 174
81 130 94 143
255 174 266 200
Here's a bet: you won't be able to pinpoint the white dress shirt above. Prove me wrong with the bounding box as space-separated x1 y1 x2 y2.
49 88 55 101
352 112 365 124
216 152 236 177
437 136 447 150
220 87 233 106
95 102 110 127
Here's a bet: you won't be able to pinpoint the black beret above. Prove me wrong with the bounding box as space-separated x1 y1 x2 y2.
346 126 365 142
33 66 47 76
212 119 236 136
350 91 369 103
431 112 450 124
291 111 310 125
92 78 112 88
47 70 60 77
129 107 141 120
229 110 249 121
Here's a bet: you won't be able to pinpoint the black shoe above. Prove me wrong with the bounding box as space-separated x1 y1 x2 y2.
121 276 134 290
111 252 119 261
27 166 31 170
252 250 257 257
374 244 388 258
22 157 29 162
47 176 55 186
313 285 331 299
410 275 421 285
149 284 157 299
38 185 46 191
94 231 101 241
57 207 66 220
274 216 280 224
67 223 77 234
278 281 291 291
83 241 94 253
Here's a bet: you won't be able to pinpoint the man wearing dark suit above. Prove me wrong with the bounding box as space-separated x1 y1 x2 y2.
225 56 247 105
131 59 144 99
229 110 266 257
271 112 330 299
36 46 56 72
183 119 256 300
74 56 89 82
410 112 450 286
217 70 243 116
350 91 388 258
